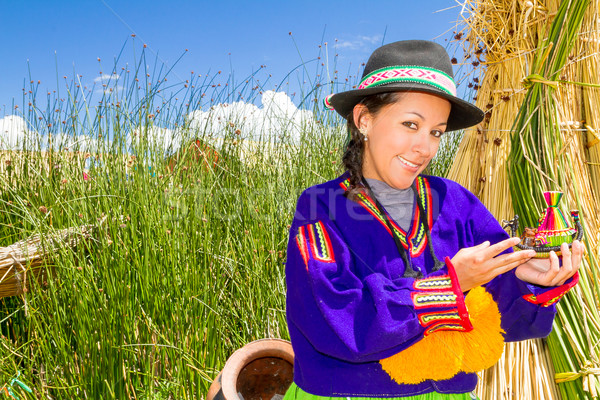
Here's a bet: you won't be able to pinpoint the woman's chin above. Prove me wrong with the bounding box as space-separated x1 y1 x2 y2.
387 163 424 188
386 175 416 190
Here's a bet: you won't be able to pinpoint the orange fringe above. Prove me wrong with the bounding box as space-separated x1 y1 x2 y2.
380 286 505 384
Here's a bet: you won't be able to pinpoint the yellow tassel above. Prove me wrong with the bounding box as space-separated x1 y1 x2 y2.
379 286 505 384
459 286 505 372
379 332 464 384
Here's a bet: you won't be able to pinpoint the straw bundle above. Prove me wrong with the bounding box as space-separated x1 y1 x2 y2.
449 0 600 398
513 1 600 397
0 224 99 298
448 2 560 396
447 0 543 218
580 4 600 207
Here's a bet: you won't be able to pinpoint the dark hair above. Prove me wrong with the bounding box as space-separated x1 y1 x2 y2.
342 92 405 201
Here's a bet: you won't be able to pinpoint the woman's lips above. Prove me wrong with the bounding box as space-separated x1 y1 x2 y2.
397 155 421 170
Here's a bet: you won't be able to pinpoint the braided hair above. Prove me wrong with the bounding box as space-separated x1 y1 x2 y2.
342 92 405 201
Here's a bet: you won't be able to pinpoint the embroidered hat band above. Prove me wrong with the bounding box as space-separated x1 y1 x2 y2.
358 66 457 96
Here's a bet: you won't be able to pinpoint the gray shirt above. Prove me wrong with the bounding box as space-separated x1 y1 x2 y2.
365 178 415 232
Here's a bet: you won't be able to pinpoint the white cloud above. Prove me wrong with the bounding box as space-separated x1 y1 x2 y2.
144 125 180 152
0 91 321 164
0 115 103 152
124 123 182 158
0 115 30 150
336 35 383 50
94 73 120 83
186 90 315 144
93 73 124 95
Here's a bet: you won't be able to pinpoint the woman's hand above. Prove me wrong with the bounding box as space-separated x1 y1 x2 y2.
451 237 536 292
515 240 583 286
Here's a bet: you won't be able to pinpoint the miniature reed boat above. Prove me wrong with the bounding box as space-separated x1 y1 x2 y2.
503 191 583 258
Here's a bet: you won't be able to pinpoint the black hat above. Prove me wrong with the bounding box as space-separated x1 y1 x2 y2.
324 40 484 131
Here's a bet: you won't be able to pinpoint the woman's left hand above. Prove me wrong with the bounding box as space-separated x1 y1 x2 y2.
515 240 584 286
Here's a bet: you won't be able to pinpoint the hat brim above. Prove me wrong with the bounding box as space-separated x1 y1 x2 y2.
328 82 484 132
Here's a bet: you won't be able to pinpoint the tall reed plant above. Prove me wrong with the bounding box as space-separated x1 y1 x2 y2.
0 39 460 399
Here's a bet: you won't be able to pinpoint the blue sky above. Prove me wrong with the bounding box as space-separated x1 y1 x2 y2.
0 0 468 115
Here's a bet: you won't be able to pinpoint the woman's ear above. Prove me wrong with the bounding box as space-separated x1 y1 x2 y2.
353 104 371 132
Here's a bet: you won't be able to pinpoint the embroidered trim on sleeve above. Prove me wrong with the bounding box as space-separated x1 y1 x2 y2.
445 257 471 327
295 226 310 270
411 259 474 334
425 321 468 336
413 275 453 291
306 221 336 263
522 271 579 307
417 309 461 326
411 291 458 309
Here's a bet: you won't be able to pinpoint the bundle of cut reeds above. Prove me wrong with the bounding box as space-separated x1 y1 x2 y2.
448 1 560 397
580 3 600 207
449 0 600 398
0 224 100 298
507 2 600 399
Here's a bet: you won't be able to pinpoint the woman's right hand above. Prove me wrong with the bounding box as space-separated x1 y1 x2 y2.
451 237 536 292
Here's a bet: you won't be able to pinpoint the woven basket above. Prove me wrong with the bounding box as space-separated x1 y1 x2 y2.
0 224 98 298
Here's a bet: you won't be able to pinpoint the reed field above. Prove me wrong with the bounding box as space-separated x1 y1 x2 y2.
0 41 463 399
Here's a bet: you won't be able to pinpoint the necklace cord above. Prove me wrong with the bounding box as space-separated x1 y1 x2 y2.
361 178 431 278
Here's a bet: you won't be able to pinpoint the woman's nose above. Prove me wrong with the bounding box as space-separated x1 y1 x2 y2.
412 130 433 157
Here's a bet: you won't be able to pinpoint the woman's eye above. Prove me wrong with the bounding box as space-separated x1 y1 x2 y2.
431 130 444 138
402 121 417 130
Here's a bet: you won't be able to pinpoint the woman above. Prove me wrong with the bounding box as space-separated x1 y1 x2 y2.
284 40 582 399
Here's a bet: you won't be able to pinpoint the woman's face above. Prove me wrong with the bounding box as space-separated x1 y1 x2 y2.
355 92 452 189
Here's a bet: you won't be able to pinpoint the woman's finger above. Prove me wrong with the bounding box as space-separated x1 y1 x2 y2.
498 257 536 277
571 240 583 273
474 249 536 284
482 237 521 259
471 241 491 251
490 248 536 270
558 241 582 285
543 251 561 286
551 243 572 286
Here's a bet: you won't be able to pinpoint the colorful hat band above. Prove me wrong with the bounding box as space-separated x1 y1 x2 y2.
323 66 457 111
324 94 334 110
359 66 457 96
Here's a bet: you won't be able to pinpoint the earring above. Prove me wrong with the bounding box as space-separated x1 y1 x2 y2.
360 128 368 141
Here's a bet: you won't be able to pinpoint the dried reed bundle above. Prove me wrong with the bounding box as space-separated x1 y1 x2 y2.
476 340 560 399
579 4 600 205
448 0 540 209
0 224 100 298
506 0 600 398
450 0 600 398
448 1 565 398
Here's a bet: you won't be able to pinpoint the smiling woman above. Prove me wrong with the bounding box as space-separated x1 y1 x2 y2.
284 40 583 399
356 92 450 190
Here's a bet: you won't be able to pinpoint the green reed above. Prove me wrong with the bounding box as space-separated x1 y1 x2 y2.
0 41 457 399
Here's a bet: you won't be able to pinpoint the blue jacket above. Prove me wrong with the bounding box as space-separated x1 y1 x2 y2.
285 172 576 397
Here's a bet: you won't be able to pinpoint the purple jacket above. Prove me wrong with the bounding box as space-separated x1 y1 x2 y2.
285 172 576 397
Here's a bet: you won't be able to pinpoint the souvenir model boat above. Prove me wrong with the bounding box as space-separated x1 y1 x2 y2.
503 191 583 258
